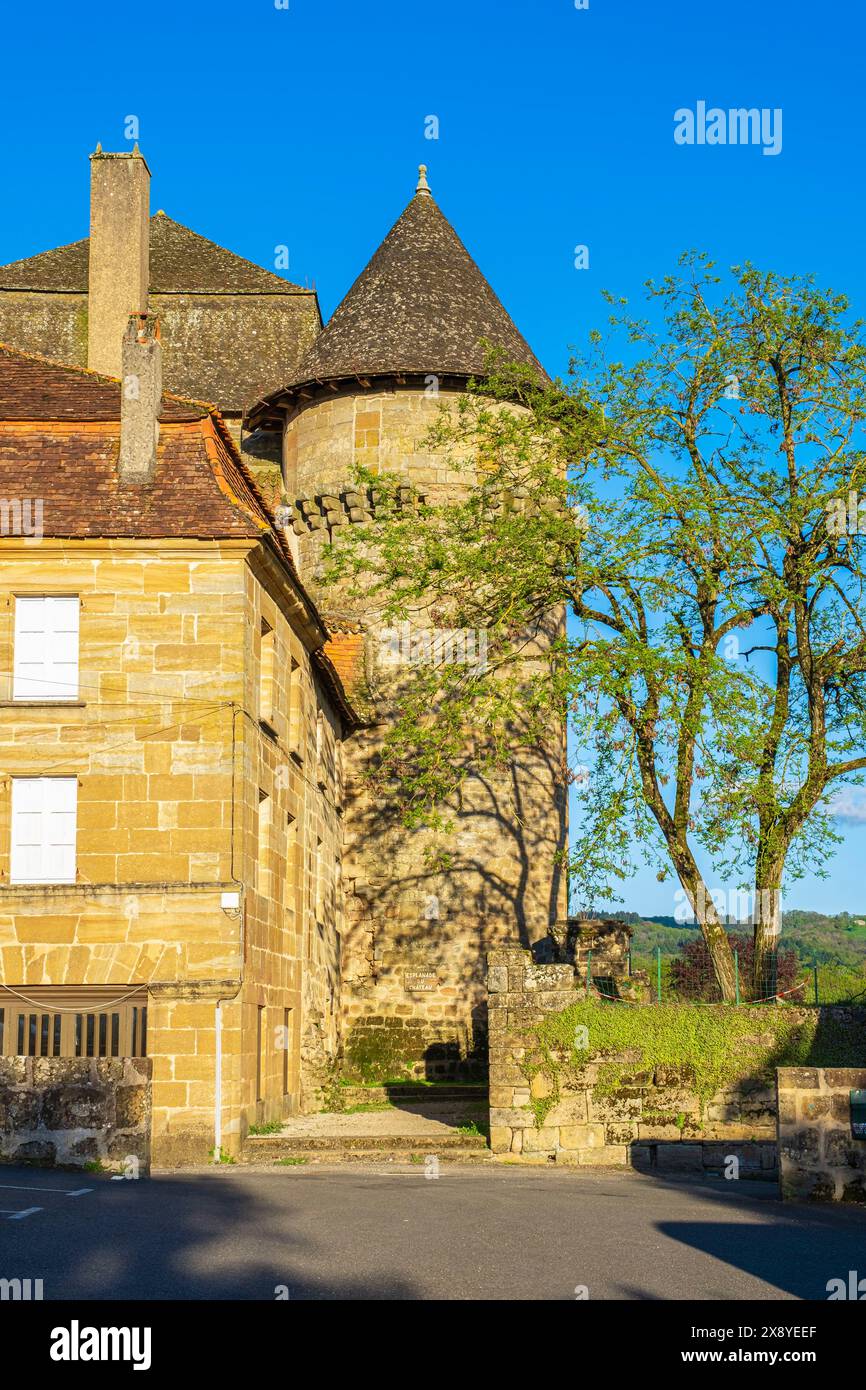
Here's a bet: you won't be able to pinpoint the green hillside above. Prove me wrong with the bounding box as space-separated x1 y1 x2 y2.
606 909 866 1003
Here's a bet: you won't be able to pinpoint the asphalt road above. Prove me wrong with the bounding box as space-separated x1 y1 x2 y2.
1 1163 864 1300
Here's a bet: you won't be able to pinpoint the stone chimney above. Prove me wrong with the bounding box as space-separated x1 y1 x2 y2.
119 313 162 485
88 146 150 378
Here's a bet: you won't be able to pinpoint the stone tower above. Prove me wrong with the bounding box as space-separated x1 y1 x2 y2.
247 170 568 1080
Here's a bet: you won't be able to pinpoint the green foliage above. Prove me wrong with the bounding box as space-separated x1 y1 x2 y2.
627 911 866 999
341 1102 396 1114
455 1120 487 1137
533 1000 865 1108
531 1094 557 1128
321 257 866 999
248 1121 284 1135
342 1027 419 1084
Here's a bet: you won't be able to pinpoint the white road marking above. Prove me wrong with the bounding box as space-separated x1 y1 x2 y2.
6 1207 42 1220
0 1183 92 1196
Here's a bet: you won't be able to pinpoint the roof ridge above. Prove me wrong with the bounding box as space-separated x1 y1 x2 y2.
0 215 314 297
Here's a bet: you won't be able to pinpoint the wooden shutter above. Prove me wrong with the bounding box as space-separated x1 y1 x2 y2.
13 596 80 701
11 777 77 884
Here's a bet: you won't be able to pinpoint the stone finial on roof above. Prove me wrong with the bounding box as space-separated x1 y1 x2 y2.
416 164 431 196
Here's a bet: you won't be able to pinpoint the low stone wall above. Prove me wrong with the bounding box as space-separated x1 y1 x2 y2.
488 947 865 1175
0 1057 151 1174
778 1067 866 1203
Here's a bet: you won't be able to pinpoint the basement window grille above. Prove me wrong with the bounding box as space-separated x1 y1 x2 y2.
0 987 148 1058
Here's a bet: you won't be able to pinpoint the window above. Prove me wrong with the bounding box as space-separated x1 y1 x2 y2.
13 596 80 701
11 777 77 884
316 708 335 791
287 657 303 760
0 986 147 1058
283 1007 292 1095
286 812 298 920
256 790 271 892
259 618 276 730
315 835 324 922
256 1004 265 1102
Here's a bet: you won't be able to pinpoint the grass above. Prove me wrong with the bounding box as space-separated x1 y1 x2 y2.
455 1121 487 1138
338 1077 483 1089
340 1102 395 1114
275 1157 308 1167
248 1121 284 1136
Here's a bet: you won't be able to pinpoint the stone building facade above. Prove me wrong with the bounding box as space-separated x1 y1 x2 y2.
0 337 354 1162
0 149 567 1129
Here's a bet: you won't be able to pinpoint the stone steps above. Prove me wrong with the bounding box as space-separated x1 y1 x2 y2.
243 1131 489 1165
335 1086 488 1108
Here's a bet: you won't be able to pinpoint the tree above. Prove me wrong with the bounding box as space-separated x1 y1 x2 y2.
670 932 802 1003
324 255 866 1000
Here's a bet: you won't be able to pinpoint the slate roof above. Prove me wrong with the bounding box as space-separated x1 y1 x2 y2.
247 184 547 425
0 213 307 295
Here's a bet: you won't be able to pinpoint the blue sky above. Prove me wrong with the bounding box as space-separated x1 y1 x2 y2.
1 0 863 913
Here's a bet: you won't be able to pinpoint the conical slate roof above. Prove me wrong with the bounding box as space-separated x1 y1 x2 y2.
247 172 547 422
0 213 306 295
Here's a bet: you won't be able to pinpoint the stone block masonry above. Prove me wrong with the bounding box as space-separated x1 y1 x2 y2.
777 1067 866 1203
0 1056 151 1172
488 947 866 1176
0 538 348 1161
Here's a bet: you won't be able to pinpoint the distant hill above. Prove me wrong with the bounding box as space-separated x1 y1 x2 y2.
594 908 866 967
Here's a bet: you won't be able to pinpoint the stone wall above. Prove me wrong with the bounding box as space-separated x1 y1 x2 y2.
488 948 865 1177
0 1057 151 1172
777 1067 866 1203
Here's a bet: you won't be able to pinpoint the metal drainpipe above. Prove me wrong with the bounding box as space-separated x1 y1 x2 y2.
214 999 223 1162
215 704 247 1163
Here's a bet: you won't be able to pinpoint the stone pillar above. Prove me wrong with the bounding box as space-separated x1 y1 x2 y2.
88 147 150 378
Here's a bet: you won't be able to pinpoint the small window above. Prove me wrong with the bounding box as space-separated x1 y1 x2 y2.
287 658 303 760
315 835 324 922
282 1007 292 1096
286 812 298 917
256 1004 265 1102
259 618 276 730
11 777 77 885
0 987 147 1058
257 790 271 890
13 596 80 701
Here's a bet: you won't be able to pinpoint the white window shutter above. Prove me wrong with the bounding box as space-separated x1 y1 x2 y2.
11 777 77 884
13 596 79 700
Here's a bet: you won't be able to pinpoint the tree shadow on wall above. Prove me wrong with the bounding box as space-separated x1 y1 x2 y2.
343 738 567 958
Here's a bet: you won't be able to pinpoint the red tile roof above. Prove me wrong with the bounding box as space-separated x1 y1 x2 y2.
0 340 358 726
